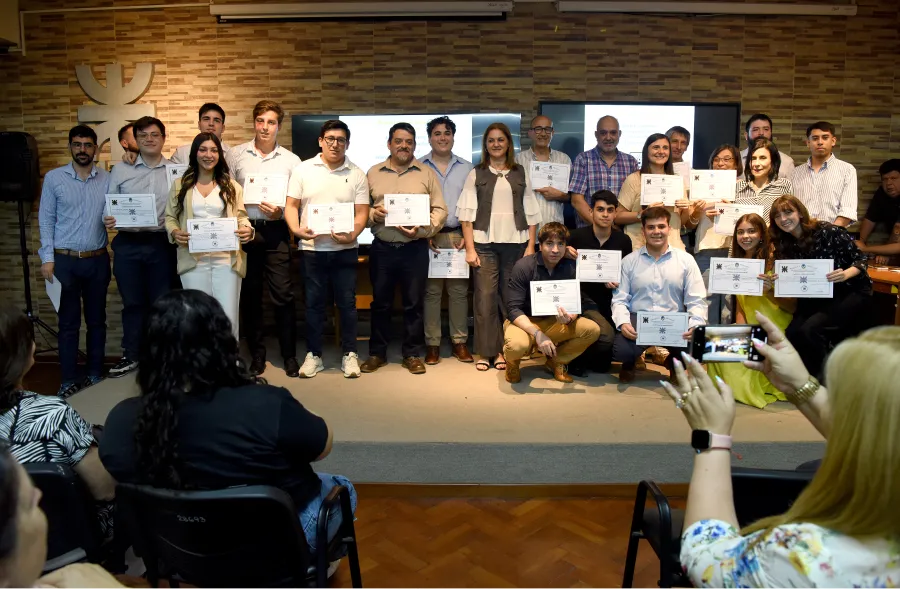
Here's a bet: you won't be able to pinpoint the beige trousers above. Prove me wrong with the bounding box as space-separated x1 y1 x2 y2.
503 316 601 365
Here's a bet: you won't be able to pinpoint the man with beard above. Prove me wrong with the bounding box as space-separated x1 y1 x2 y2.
118 123 139 155
38 125 111 398
362 123 447 375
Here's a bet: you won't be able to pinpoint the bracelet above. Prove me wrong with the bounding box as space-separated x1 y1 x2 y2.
787 375 820 406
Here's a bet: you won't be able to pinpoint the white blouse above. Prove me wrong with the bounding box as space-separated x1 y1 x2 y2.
191 184 225 219
456 167 541 244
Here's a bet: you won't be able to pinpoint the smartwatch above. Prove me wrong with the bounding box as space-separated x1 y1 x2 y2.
691 430 732 453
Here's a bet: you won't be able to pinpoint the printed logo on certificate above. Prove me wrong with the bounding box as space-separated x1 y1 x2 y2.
188 217 239 253
307 202 354 235
640 174 684 206
428 249 469 279
529 279 582 316
105 194 158 228
165 164 189 191
690 169 737 203
385 193 431 227
635 312 690 348
707 257 765 296
576 249 622 283
714 203 764 236
529 161 570 193
774 259 834 298
243 174 288 207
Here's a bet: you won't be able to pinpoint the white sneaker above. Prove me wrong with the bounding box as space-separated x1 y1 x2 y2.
299 352 324 378
342 352 361 378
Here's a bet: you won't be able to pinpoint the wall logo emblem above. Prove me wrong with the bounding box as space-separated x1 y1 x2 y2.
76 63 156 162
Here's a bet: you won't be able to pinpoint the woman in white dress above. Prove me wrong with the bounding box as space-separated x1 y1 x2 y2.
165 132 252 339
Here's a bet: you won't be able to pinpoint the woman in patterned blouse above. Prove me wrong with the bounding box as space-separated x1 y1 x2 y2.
769 194 873 376
661 312 900 588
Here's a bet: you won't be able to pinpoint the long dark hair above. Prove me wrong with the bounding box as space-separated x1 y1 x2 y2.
639 133 675 175
174 132 236 217
769 194 820 260
744 137 781 183
478 122 518 171
134 290 257 488
0 308 33 412
731 213 770 260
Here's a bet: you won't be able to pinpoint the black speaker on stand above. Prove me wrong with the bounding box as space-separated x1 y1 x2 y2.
0 131 63 354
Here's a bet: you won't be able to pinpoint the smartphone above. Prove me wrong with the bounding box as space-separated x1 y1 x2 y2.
690 325 767 363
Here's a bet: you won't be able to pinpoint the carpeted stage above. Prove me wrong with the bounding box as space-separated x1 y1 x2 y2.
68 341 825 485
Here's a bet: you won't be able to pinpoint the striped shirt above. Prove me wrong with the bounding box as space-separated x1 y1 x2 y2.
790 154 858 223
516 148 572 227
226 141 300 221
740 147 796 180
107 154 172 231
569 147 639 228
38 163 110 263
735 177 794 222
420 151 472 229
170 141 231 165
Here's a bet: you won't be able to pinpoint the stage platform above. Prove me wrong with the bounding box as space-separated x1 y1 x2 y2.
69 342 825 485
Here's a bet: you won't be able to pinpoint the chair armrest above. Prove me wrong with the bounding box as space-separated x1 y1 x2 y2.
636 480 678 553
315 484 347 587
42 548 87 574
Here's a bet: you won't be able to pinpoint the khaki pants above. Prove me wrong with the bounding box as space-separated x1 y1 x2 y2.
503 316 601 365
424 231 470 346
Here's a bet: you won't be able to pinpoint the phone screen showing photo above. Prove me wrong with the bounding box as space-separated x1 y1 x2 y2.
701 326 756 362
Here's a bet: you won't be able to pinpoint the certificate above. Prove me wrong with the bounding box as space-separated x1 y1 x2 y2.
707 257 765 296
188 217 239 253
529 161 570 193
428 249 469 279
640 174 684 206
529 280 582 316
165 164 189 191
714 203 764 236
105 194 158 228
243 173 288 207
635 312 690 348
307 202 354 235
774 259 834 298
690 170 737 203
385 193 431 227
673 161 691 190
576 249 622 283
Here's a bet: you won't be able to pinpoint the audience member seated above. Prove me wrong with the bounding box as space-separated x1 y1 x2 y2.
566 190 632 375
611 207 707 384
503 222 600 384
769 195 872 377
0 307 117 541
0 444 122 588
661 312 900 587
856 158 900 266
98 290 357 553
706 214 795 408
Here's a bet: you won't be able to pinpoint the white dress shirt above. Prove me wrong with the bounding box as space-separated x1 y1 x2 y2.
740 147 795 179
226 141 300 221
516 148 571 226
790 154 858 223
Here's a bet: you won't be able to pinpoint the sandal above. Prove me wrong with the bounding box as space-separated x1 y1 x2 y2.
475 360 491 372
494 355 507 371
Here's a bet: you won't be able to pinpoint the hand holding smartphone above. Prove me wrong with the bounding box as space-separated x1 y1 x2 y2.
690 325 767 363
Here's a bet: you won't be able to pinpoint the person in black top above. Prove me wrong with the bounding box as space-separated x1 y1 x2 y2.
566 190 633 375
503 222 600 384
856 159 900 265
99 290 356 552
769 194 872 377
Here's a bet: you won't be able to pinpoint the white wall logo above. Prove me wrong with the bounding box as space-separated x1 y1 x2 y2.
76 63 156 162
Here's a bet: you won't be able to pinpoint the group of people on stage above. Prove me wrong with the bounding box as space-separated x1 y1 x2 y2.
38 102 893 406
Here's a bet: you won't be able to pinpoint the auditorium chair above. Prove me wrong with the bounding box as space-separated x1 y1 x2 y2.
621 466 815 588
117 482 362 588
23 462 102 573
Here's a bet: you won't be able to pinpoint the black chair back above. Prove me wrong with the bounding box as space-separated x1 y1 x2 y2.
23 462 100 571
732 466 814 527
117 483 312 588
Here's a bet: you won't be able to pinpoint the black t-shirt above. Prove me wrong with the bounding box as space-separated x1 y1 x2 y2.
864 187 900 228
99 384 329 509
568 226 633 319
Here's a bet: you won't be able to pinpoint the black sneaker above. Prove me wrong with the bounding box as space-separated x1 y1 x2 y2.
57 382 80 400
284 357 300 378
108 357 138 378
249 356 266 376
81 375 104 388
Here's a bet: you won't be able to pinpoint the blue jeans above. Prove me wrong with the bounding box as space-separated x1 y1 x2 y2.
302 249 359 357
300 473 358 553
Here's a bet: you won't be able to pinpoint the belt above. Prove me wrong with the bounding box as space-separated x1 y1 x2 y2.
439 226 461 233
250 218 285 226
374 237 422 249
54 248 107 259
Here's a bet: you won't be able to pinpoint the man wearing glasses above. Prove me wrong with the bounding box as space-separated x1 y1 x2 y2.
570 115 639 228
516 115 571 228
103 116 174 378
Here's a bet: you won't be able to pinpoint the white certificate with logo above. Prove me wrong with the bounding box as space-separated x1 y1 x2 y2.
165 164 189 191
774 259 834 298
576 249 622 283
529 280 582 316
428 249 469 279
106 194 158 228
690 170 737 203
714 203 765 236
529 161 570 193
385 193 431 227
188 217 239 253
708 257 765 296
640 174 685 206
242 173 288 206
307 202 354 235
636 312 690 347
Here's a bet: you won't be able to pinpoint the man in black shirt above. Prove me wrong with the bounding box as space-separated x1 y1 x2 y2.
503 222 600 384
856 159 900 265
566 191 633 374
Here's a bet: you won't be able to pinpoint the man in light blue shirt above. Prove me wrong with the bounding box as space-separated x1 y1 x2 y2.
611 206 707 383
420 116 474 365
38 125 111 398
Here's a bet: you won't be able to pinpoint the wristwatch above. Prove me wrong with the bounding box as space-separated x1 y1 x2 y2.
691 430 732 453
788 375 820 406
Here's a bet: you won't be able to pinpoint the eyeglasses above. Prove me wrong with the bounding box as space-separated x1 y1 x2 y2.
713 156 735 164
136 132 162 140
323 136 347 146
70 142 95 149
530 126 553 135
596 130 620 137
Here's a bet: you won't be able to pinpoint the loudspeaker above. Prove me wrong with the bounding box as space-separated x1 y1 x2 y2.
0 132 39 202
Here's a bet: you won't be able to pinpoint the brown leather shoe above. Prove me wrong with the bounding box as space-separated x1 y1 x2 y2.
402 356 427 374
360 355 387 373
424 346 441 365
545 359 573 383
505 359 521 383
452 342 474 363
619 364 636 383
